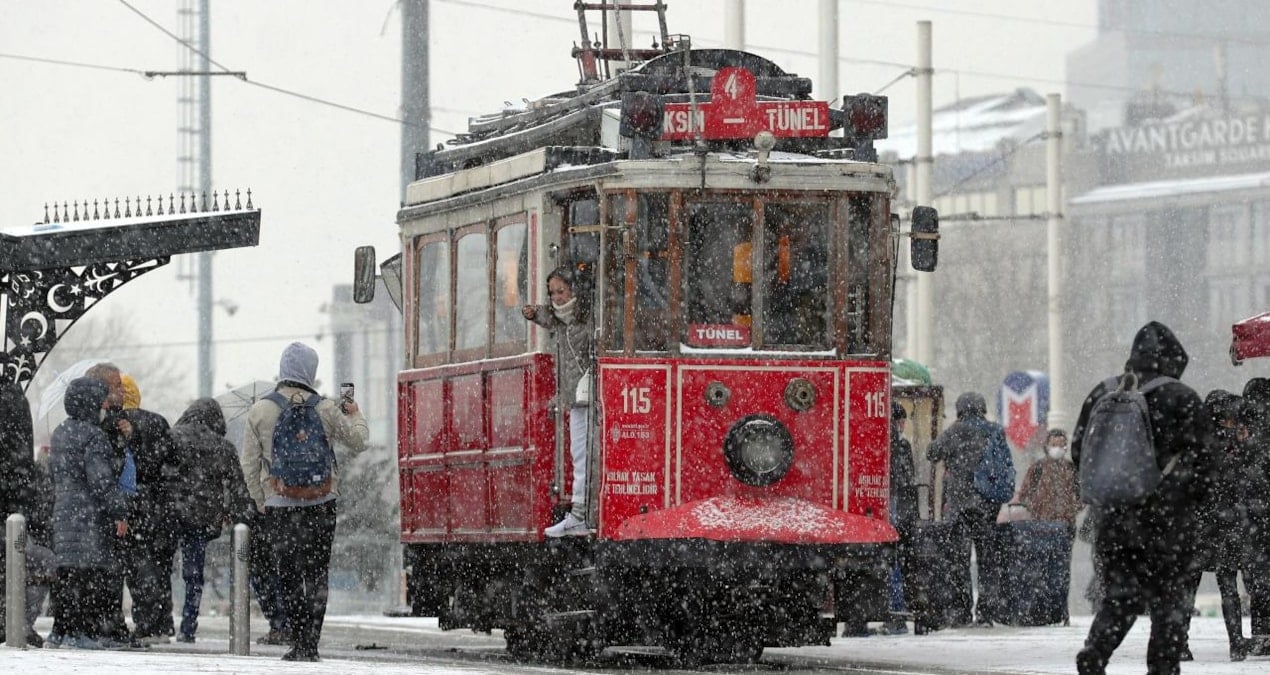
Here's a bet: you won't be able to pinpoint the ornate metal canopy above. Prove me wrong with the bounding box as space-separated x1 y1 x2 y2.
1 190 261 390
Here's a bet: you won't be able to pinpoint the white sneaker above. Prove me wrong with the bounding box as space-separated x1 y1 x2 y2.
544 512 590 537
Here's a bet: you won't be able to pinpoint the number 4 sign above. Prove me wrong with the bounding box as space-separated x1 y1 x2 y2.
661 67 831 141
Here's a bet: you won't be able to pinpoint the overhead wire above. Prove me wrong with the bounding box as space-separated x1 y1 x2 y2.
113 0 462 135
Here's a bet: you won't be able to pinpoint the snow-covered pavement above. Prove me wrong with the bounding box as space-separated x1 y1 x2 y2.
0 614 1267 674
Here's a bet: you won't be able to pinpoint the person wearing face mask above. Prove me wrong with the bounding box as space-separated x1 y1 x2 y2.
1012 428 1082 626
522 265 595 537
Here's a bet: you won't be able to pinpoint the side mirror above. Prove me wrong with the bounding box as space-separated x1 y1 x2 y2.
910 206 939 272
353 245 377 303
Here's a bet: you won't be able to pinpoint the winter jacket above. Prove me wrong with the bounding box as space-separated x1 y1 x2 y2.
240 383 369 510
1070 321 1208 569
167 398 256 538
889 424 919 536
1018 457 1082 524
529 302 594 408
1 382 37 518
122 407 176 532
927 392 1006 520
49 377 128 570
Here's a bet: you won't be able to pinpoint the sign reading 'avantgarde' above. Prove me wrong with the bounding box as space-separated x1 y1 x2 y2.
1104 114 1270 169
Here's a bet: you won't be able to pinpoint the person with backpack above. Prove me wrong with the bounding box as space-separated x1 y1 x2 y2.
1071 321 1209 675
166 398 256 643
927 391 1015 627
240 342 369 662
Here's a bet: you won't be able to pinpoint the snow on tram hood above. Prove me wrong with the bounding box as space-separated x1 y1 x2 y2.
612 494 897 545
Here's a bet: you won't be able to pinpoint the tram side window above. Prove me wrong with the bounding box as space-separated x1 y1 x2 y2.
635 194 670 350
494 223 528 345
762 203 830 348
455 230 490 351
684 202 753 348
416 239 450 356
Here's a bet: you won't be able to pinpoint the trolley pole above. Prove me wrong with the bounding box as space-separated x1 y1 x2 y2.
229 523 250 655
1045 93 1067 431
913 20 934 366
5 514 27 648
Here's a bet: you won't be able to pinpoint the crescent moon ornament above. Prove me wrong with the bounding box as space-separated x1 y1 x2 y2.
19 311 49 340
47 284 76 313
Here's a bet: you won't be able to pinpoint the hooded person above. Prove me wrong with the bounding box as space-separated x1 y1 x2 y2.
927 391 1014 626
166 398 255 643
1240 378 1270 656
1070 321 1209 675
47 377 130 648
240 341 369 661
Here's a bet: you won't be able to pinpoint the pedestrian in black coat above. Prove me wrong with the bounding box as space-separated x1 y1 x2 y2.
117 375 179 642
48 377 130 648
1072 321 1209 675
1241 377 1270 656
166 398 256 643
927 391 1013 626
0 381 54 646
1180 390 1252 661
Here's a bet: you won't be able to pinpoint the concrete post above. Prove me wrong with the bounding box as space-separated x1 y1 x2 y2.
5 514 27 649
229 523 250 655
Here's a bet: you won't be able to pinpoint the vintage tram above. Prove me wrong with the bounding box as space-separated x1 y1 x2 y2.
354 15 938 664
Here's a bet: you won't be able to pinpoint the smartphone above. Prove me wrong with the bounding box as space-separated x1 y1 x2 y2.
340 382 354 401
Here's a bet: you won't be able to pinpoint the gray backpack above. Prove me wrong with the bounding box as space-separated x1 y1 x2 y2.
1078 373 1178 506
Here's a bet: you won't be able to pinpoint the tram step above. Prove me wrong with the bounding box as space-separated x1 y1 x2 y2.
544 609 596 627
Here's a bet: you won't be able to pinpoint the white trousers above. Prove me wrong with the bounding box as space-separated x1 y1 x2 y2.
569 405 589 517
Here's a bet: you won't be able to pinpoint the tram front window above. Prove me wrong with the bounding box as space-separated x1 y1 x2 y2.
684 202 753 348
762 203 830 348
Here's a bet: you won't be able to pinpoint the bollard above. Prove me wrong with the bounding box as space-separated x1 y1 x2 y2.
229 523 250 655
5 514 27 649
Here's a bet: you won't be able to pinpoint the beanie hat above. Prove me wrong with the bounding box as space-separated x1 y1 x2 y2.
278 341 319 389
120 374 141 410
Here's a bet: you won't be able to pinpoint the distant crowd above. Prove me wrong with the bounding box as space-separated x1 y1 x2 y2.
871 321 1270 675
0 342 368 662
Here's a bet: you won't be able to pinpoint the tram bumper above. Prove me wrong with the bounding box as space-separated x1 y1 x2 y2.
595 496 897 646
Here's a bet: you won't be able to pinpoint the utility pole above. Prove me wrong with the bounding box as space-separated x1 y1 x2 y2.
1046 93 1067 430
818 0 839 103
401 0 430 199
723 0 744 50
912 20 933 367
176 0 215 399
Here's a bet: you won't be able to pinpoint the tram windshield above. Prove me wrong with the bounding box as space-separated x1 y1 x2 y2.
604 191 881 356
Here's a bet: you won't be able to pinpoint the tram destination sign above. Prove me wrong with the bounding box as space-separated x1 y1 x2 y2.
661 67 831 141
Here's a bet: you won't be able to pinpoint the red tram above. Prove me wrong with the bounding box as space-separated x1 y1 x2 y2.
354 13 938 664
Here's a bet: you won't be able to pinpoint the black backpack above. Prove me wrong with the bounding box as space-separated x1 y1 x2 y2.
1078 373 1178 506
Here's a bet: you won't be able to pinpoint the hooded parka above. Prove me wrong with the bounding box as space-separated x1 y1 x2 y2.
49 377 128 570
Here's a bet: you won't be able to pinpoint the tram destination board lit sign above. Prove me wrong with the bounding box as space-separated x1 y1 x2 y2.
661 67 831 141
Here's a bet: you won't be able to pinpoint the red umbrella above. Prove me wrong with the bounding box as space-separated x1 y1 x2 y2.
1231 312 1270 364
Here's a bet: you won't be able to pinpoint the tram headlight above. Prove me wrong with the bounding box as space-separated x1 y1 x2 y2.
723 415 794 487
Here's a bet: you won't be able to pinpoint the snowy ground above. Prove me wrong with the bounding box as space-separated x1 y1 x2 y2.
0 613 1267 674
